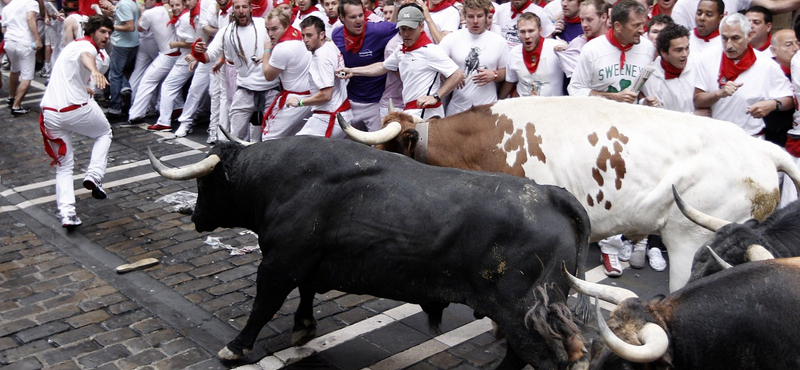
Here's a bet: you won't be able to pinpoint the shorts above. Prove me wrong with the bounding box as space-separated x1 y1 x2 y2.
5 41 35 80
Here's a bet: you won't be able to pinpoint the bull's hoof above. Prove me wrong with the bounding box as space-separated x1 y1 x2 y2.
291 321 317 346
218 346 249 361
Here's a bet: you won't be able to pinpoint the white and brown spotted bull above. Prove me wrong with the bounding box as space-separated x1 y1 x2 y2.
339 96 800 291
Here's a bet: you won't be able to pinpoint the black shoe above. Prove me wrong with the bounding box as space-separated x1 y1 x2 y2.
6 97 13 107
106 111 127 123
119 117 145 127
120 90 132 114
83 179 107 200
11 106 30 115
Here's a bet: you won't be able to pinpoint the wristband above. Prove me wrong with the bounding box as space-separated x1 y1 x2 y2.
493 70 498 80
264 48 272 54
299 99 304 107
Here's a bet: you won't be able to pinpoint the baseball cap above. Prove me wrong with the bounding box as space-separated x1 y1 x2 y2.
396 6 424 29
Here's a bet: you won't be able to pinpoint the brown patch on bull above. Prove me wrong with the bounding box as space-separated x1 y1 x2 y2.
596 147 611 172
742 178 780 221
587 194 594 207
596 190 604 203
605 201 612 210
607 126 629 144
525 123 546 164
588 132 599 146
503 128 529 170
592 168 604 187
481 244 508 281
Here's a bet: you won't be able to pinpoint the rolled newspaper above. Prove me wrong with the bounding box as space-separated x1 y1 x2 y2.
630 62 655 94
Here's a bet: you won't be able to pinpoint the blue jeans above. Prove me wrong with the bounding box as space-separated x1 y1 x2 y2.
107 44 138 114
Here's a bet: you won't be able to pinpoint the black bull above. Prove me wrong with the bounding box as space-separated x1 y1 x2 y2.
148 137 592 370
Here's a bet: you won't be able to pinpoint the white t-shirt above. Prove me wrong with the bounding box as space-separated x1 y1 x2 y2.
641 56 697 114
384 41 459 117
695 47 792 135
493 1 554 49
64 13 85 42
206 18 277 91
270 38 312 93
426 5 460 36
789 52 800 136
309 41 348 112
292 7 327 29
688 31 721 57
506 38 564 97
140 6 177 54
568 36 655 96
439 29 509 115
672 0 751 30
556 35 587 78
2 0 40 44
325 18 342 39
544 0 560 25
198 0 218 33
174 12 195 65
42 38 97 108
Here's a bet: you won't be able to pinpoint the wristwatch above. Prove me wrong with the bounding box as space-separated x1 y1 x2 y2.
774 99 783 111
433 93 441 103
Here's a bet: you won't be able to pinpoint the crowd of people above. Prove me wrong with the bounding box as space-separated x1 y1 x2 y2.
1 0 799 271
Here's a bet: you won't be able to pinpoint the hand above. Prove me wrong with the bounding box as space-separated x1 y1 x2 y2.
717 81 743 98
185 54 196 63
193 40 207 54
553 36 568 51
472 68 496 87
416 0 432 20
285 96 300 107
85 86 94 97
416 95 438 108
35 39 43 50
93 71 108 89
251 55 263 65
553 19 565 34
615 88 637 104
335 68 352 79
643 96 659 107
212 58 224 74
746 100 777 119
188 59 198 72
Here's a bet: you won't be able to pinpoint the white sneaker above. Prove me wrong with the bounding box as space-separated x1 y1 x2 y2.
618 238 633 262
61 213 82 229
206 128 217 144
175 123 194 138
601 252 623 277
630 240 647 269
648 248 667 271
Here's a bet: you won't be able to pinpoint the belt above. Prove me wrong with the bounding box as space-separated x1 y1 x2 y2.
263 89 311 132
166 50 181 56
313 99 352 138
404 100 442 110
42 102 88 113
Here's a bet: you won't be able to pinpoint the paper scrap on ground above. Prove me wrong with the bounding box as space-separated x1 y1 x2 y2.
205 236 260 256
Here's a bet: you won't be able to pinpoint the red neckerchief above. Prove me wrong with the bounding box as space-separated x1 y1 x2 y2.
189 0 202 29
605 28 632 69
402 31 433 53
756 33 771 51
693 27 719 42
328 16 338 25
511 0 531 19
660 57 683 79
364 8 374 18
535 0 546 7
717 45 757 87
298 5 317 15
344 21 367 52
167 8 187 26
277 26 303 44
252 0 268 17
152 3 164 7
219 1 231 16
522 36 544 73
650 3 661 16
564 14 580 23
780 63 791 76
428 0 455 13
77 35 104 60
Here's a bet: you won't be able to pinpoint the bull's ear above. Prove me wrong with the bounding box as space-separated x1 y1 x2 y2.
398 129 420 157
744 219 760 228
659 349 674 368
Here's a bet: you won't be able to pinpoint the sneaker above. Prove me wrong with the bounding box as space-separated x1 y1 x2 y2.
206 128 218 144
120 90 132 113
174 122 194 137
648 248 667 271
37 68 50 78
6 97 13 107
147 124 172 131
61 213 83 229
10 106 30 115
601 252 622 277
83 178 107 200
630 240 647 269
618 238 633 262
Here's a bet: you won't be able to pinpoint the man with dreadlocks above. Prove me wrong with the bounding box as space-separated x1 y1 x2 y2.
192 0 280 142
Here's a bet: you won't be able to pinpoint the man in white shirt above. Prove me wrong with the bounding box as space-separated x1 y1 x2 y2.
493 0 554 49
284 16 353 137
501 12 563 98
2 0 42 115
671 0 800 31
555 0 608 81
292 0 327 29
262 8 315 139
422 0 460 43
129 0 161 108
338 3 463 118
39 15 114 229
200 0 233 143
323 0 343 35
694 12 793 136
745 6 772 54
689 0 723 56
440 0 508 115
643 25 696 118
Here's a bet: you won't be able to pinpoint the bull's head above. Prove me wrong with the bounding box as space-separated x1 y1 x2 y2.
672 186 776 281
562 266 672 370
148 142 246 232
337 101 425 157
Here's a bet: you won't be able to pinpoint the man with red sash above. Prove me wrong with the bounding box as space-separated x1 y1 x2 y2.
284 16 352 137
695 12 792 136
642 23 696 114
501 12 562 98
39 15 114 229
688 0 723 56
493 0 554 49
292 0 327 29
331 0 397 131
323 0 343 36
745 6 772 56
553 0 583 43
261 8 314 140
337 4 462 118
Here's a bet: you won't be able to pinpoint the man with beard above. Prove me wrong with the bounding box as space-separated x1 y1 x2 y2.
39 15 114 229
553 0 583 43
689 0 723 56
501 12 563 97
192 0 279 142
555 0 608 86
493 0 554 49
695 12 792 136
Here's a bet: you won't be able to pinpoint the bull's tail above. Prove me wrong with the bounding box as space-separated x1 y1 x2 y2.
525 284 588 366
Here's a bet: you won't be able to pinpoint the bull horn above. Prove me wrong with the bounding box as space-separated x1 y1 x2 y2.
745 244 774 261
672 185 731 232
596 298 669 363
562 263 637 305
148 147 220 181
338 113 402 145
706 246 732 269
388 99 396 113
218 126 253 146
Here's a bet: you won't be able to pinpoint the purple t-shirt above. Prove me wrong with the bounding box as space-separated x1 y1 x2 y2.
556 21 584 43
332 21 398 103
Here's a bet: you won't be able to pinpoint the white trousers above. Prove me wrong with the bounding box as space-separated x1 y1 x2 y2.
177 60 212 125
129 40 159 104
297 109 352 138
349 101 382 132
262 93 313 141
229 87 279 142
156 62 195 128
42 101 112 217
129 53 178 120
